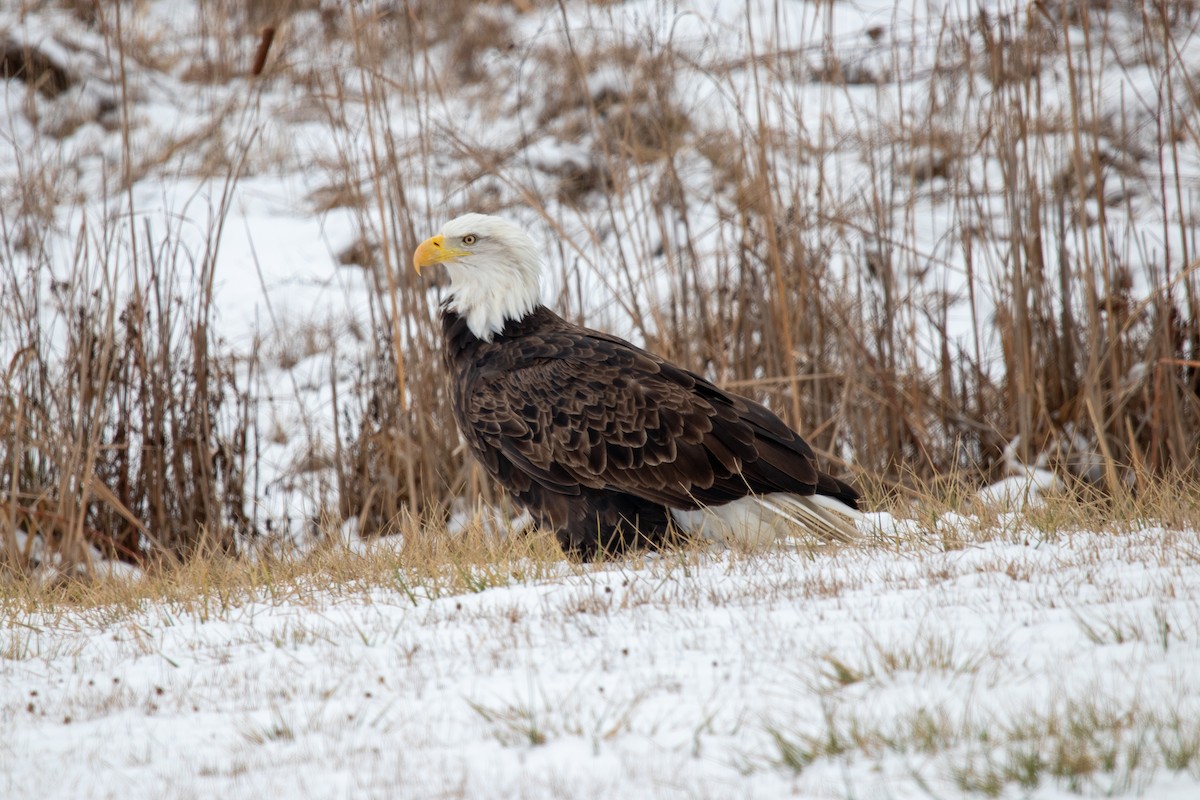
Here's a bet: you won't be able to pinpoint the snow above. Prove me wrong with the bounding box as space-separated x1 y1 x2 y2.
4 524 1200 798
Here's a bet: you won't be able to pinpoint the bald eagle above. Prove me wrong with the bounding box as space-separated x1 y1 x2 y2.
414 213 861 558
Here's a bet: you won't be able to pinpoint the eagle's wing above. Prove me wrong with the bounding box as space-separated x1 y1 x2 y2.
462 330 842 510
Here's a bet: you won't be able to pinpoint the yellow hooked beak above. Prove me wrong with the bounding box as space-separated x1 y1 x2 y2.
413 234 469 275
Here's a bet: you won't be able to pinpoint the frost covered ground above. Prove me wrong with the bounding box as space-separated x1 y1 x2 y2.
4 522 1200 798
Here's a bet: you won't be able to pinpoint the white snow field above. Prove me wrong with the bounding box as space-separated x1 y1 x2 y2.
4 523 1200 798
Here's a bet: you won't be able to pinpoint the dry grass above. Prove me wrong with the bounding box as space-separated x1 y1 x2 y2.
0 512 570 621
2 472 1195 626
1 0 1198 576
765 693 1200 795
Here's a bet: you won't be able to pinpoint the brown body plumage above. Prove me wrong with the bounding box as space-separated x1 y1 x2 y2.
441 303 859 558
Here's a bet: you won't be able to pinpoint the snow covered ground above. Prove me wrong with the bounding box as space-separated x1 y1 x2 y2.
4 522 1200 798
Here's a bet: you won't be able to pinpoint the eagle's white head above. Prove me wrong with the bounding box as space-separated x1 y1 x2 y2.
413 213 543 341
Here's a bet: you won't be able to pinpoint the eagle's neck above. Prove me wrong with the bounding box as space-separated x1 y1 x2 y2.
441 304 561 359
443 257 541 342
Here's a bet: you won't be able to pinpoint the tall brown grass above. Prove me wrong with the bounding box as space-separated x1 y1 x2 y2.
2 0 1197 575
2 1 262 577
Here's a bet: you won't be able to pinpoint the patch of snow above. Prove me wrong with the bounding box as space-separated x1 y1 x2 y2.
979 469 1061 510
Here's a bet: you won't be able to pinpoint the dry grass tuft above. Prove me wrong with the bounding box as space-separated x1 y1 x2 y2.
0 509 575 623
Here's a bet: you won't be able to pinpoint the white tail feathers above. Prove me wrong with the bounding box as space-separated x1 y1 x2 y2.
670 491 862 548
756 493 862 544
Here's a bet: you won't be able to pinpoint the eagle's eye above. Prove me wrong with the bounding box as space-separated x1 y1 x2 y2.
462 234 478 245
